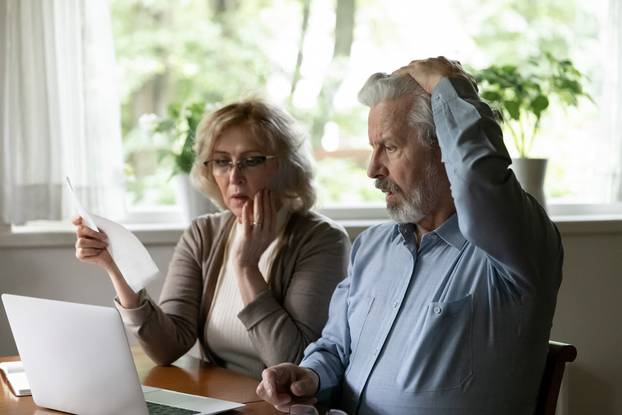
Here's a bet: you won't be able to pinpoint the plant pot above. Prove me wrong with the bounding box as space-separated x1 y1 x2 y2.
511 158 548 209
174 174 219 224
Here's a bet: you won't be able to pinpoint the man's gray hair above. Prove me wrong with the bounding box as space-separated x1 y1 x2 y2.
357 73 436 147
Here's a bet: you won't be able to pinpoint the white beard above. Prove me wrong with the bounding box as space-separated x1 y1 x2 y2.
385 161 445 224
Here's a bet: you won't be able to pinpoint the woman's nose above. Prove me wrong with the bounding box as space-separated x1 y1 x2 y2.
229 163 246 183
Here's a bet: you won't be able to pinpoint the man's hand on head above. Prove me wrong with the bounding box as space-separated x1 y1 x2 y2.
256 363 319 412
393 56 475 94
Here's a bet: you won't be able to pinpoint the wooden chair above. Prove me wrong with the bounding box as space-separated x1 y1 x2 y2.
534 340 577 415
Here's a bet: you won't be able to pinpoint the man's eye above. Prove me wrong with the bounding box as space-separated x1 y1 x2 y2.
243 156 265 167
385 145 397 153
214 159 231 167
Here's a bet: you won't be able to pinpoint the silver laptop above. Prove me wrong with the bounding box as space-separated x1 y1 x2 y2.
2 294 244 415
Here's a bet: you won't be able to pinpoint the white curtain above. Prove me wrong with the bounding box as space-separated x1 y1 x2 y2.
0 0 125 225
607 0 622 201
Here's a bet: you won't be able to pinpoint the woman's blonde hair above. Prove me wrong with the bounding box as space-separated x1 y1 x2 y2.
190 99 316 212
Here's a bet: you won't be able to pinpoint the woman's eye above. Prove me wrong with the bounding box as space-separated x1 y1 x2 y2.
244 156 265 167
214 159 231 167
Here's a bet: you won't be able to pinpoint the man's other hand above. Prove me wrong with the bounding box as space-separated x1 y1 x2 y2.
393 56 476 94
256 363 319 412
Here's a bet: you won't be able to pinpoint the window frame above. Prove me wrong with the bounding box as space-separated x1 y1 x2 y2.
119 202 622 226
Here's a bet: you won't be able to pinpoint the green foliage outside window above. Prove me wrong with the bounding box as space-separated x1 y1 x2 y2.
112 0 607 206
474 52 592 157
153 101 210 176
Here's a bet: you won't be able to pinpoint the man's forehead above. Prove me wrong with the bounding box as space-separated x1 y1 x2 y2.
370 94 414 118
368 96 413 138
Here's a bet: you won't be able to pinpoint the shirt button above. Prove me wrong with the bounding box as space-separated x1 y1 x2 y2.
374 347 379 355
392 301 399 309
433 305 442 314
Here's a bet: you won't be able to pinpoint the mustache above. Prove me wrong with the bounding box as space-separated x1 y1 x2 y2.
375 178 400 193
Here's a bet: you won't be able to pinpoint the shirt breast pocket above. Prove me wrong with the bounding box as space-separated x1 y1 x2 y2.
345 295 375 374
396 294 473 392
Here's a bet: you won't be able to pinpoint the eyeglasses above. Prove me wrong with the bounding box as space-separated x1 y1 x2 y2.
203 155 277 175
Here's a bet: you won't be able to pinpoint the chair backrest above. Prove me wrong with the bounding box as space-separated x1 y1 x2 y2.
534 340 577 415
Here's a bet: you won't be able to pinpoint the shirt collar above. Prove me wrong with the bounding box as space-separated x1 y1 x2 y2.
395 213 466 251
433 213 466 250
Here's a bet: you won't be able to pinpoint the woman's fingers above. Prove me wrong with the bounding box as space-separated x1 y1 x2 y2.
76 225 106 242
75 237 107 250
253 190 263 229
241 201 252 236
262 189 273 231
76 247 105 258
73 215 110 264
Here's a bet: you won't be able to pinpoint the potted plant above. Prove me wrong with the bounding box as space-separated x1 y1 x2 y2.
153 101 219 223
474 52 591 208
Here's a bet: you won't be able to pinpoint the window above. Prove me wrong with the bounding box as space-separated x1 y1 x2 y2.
111 0 617 218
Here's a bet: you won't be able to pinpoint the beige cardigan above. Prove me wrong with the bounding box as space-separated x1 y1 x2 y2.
117 210 350 372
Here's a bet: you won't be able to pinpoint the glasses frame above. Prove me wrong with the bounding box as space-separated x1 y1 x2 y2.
203 154 277 175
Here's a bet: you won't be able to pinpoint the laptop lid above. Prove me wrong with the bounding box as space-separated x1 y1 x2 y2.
2 293 149 415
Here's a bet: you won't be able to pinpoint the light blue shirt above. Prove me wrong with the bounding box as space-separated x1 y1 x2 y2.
300 77 563 415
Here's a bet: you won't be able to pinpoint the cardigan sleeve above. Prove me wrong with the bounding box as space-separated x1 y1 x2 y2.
237 216 351 367
115 218 207 366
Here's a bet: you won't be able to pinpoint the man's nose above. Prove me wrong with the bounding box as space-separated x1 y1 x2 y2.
367 149 387 179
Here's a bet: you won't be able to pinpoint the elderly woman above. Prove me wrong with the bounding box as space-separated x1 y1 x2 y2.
73 99 350 379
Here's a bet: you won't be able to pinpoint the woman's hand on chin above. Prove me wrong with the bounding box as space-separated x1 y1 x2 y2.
235 189 278 269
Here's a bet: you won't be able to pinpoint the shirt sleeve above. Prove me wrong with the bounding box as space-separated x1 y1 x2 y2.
298 239 361 404
237 219 351 367
432 77 563 293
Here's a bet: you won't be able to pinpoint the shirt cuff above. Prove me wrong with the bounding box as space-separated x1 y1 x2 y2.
300 358 333 401
237 289 281 329
431 77 459 110
114 288 154 326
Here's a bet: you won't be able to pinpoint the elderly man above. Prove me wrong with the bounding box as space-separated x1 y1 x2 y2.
256 57 563 415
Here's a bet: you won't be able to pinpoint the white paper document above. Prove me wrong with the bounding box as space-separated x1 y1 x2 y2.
0 360 31 396
65 177 98 231
91 214 160 292
65 177 160 292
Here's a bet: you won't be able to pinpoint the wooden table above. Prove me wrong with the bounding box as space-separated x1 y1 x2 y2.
0 348 280 414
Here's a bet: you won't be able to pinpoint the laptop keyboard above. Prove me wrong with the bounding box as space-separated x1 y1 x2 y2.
146 401 201 414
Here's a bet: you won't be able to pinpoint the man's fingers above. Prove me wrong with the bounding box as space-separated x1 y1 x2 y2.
392 63 418 77
260 368 276 396
259 365 302 409
256 382 270 402
257 382 291 408
391 67 408 76
290 377 316 397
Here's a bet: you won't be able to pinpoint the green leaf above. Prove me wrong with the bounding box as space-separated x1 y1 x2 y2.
503 100 521 120
530 95 549 117
481 90 502 102
154 119 176 133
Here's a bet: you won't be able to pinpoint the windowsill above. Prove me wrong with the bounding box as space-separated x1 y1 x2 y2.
1 213 621 248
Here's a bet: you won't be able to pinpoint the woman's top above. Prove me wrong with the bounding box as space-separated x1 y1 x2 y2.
115 209 351 378
204 208 289 378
